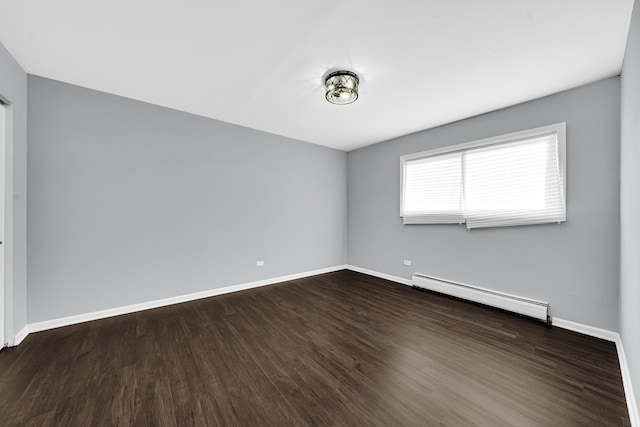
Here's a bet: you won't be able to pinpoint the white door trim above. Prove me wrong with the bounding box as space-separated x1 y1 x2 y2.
0 103 5 349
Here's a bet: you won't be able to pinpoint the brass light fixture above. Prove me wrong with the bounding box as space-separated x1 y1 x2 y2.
325 71 359 105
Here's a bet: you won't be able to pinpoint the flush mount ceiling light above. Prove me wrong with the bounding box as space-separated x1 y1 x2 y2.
325 70 359 105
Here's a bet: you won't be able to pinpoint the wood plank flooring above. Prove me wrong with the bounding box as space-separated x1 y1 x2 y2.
0 270 631 426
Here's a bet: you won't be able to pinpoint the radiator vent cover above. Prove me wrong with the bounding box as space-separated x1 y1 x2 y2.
412 273 549 322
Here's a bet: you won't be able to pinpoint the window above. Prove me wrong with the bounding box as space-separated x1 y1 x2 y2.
400 123 566 229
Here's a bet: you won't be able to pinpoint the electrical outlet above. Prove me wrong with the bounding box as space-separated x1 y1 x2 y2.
256 260 265 267
403 260 412 266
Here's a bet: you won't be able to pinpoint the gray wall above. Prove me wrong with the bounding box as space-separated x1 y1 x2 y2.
27 76 347 323
620 0 640 414
348 77 620 331
0 42 28 343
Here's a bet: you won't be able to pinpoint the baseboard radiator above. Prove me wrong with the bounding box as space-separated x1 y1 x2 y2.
412 273 549 323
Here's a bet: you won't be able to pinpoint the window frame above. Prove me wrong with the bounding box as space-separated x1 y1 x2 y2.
399 122 567 225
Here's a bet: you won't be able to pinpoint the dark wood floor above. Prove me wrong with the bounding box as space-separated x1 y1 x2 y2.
0 270 630 426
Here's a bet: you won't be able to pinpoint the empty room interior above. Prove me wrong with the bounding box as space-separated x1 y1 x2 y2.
1 1 640 425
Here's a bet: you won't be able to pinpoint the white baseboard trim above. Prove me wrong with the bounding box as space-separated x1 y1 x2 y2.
346 264 412 286
347 264 638 425
553 318 639 425
551 318 618 342
20 264 348 338
616 336 640 426
12 325 29 346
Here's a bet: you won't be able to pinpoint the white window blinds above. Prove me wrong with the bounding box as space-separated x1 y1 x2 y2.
400 124 566 229
402 153 464 224
464 134 565 228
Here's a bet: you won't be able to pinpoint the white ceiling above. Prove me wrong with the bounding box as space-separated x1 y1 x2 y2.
0 1 634 151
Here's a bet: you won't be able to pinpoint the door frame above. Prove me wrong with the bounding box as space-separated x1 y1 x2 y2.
0 94 11 349
0 101 5 349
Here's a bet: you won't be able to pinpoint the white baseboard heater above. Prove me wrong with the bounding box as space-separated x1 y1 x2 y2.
412 273 550 323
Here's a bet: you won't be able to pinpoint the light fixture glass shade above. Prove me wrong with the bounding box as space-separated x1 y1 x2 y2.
325 71 359 105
